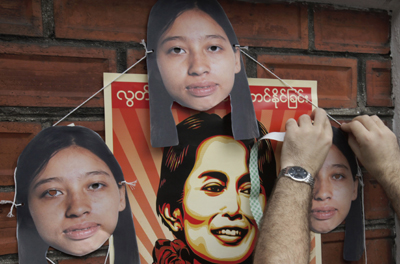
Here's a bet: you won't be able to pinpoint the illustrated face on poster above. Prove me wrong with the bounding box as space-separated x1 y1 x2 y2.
310 127 359 234
154 113 276 263
15 126 139 263
103 73 321 263
146 0 259 147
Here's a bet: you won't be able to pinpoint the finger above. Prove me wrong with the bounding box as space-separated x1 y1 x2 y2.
297 114 312 127
346 133 362 159
341 120 370 144
285 118 298 131
370 115 386 129
340 122 350 132
352 115 379 132
312 108 329 128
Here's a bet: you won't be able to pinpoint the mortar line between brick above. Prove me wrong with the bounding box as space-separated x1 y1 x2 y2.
308 4 315 51
41 0 55 39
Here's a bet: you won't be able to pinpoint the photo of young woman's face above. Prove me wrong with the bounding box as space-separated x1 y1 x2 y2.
156 9 241 111
28 146 126 256
310 145 358 233
181 136 264 263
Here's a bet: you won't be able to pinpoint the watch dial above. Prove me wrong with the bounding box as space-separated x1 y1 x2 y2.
289 166 307 179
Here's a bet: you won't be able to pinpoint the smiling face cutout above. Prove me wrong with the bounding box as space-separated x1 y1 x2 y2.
163 136 263 263
310 145 358 233
156 9 241 111
28 146 126 256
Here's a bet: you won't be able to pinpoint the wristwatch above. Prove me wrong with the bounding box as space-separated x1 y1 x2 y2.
279 166 314 187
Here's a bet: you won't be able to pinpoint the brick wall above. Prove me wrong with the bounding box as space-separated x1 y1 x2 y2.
0 0 393 263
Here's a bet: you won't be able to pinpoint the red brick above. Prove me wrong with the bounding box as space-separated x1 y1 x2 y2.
58 256 108 264
0 227 18 255
219 1 308 49
54 0 157 42
314 8 390 54
366 59 392 107
0 192 16 227
0 192 17 255
363 171 392 220
256 54 358 108
55 121 105 140
0 43 117 107
321 229 393 263
0 0 42 36
0 122 42 186
127 49 148 74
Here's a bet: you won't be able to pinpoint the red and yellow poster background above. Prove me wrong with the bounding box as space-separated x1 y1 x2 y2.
104 73 320 264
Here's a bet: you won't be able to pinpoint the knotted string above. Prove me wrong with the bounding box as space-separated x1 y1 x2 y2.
120 180 138 189
1 168 22 217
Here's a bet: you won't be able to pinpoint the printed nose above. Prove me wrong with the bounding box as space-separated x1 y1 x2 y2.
65 192 91 218
188 52 210 76
313 175 332 201
221 191 242 220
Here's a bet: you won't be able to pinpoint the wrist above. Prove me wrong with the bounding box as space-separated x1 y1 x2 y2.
278 166 314 187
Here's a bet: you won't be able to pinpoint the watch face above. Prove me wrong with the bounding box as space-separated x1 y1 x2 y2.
288 166 308 180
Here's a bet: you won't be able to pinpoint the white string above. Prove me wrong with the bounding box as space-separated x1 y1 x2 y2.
1 199 22 218
120 180 138 188
237 45 342 126
104 247 110 264
6 167 22 217
0 200 14 205
46 257 56 264
53 40 152 126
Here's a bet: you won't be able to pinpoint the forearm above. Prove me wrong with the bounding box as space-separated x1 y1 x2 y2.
254 177 312 264
374 163 400 219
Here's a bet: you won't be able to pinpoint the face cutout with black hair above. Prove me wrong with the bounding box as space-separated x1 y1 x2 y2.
15 126 140 263
310 127 361 234
147 0 259 147
310 144 358 233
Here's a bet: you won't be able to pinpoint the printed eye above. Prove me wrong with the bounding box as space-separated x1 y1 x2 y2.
202 184 225 193
208 45 221 52
332 174 344 180
240 183 252 195
170 47 185 54
44 189 62 197
241 188 251 195
88 183 105 190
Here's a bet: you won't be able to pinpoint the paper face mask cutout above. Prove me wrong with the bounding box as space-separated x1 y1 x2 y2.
154 112 276 263
310 126 360 234
146 0 259 147
15 126 140 263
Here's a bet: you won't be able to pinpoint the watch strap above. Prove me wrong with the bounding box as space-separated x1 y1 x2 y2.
279 166 314 187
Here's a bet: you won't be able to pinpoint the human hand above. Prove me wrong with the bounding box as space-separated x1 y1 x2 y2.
280 108 333 178
341 115 400 184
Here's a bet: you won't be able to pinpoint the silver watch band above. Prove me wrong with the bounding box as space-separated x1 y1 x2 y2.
279 166 314 187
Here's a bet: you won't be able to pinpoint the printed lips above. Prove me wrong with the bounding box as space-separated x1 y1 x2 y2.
311 207 337 220
63 222 100 240
186 82 218 97
211 227 248 244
